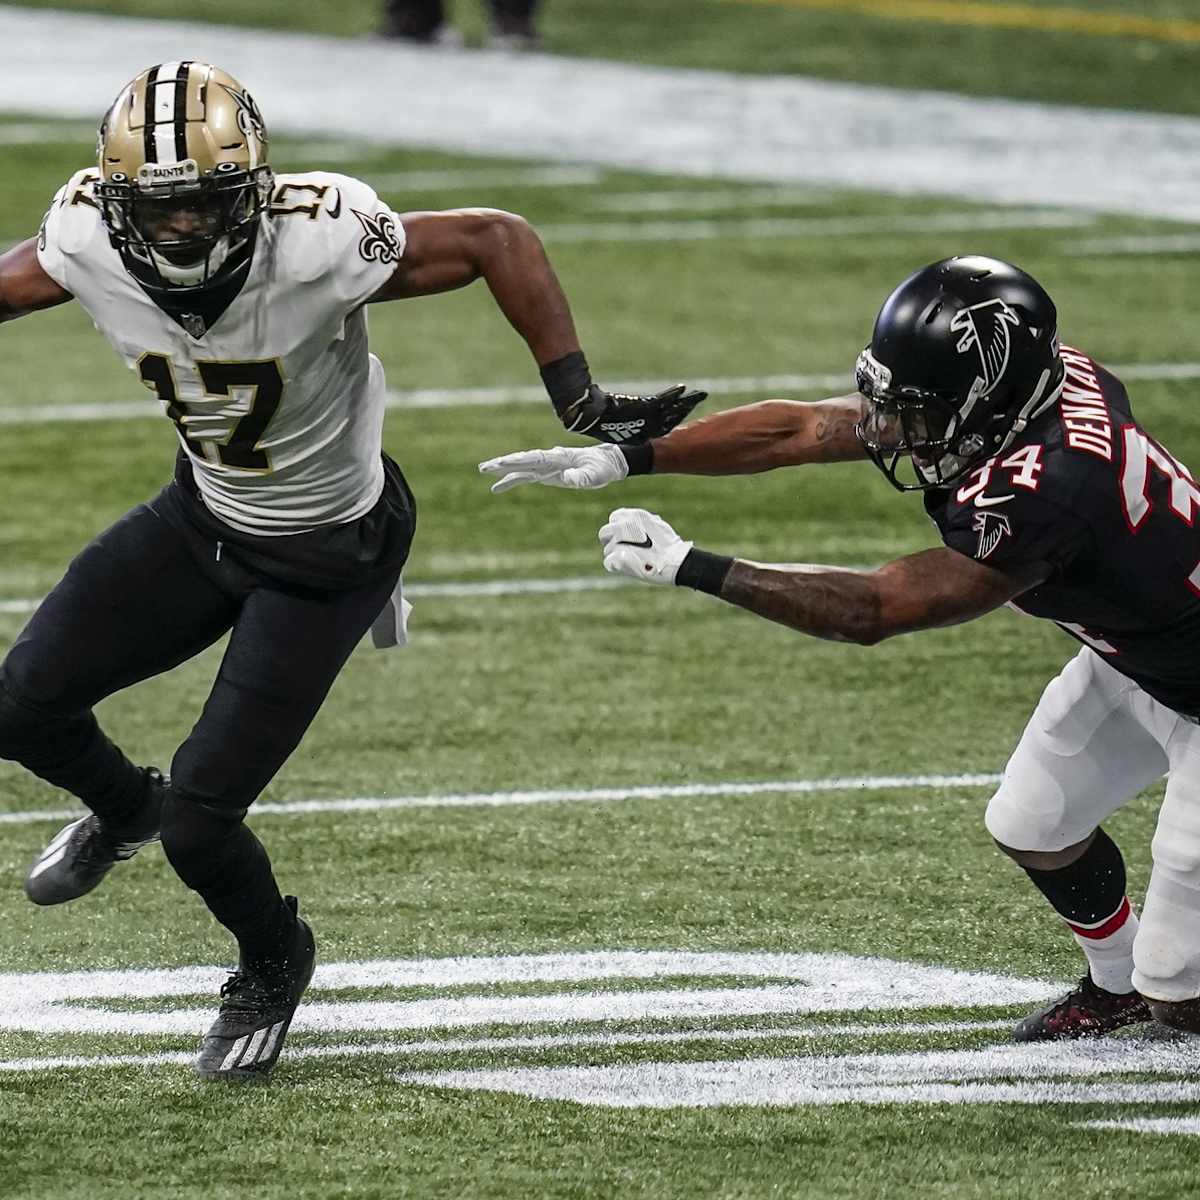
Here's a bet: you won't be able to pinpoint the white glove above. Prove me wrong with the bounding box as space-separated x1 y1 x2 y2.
478 444 629 494
599 507 693 586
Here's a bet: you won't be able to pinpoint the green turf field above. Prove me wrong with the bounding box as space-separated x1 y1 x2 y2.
3 36 1200 1200
12 0 1200 114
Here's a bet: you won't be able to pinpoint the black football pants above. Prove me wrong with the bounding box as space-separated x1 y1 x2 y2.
0 485 403 949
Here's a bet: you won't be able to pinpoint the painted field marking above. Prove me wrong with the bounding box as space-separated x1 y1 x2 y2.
0 771 1002 827
0 121 98 144
726 0 1200 45
0 1017 1011 1075
401 1063 1200 1110
0 575 628 621
1062 233 1200 258
1082 1117 1200 1137
4 359 1200 425
0 950 1055 1037
537 208 1094 245
10 947 1197 1122
374 165 604 191
588 187 833 214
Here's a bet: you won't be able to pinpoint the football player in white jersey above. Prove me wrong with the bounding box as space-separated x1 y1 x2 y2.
0 60 704 1082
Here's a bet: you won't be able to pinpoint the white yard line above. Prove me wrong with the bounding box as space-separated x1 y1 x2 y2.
4 7 1200 219
374 165 604 191
1061 233 1200 257
4 359 1200 425
0 771 1001 827
0 575 625 619
537 209 1095 244
1081 1117 1200 1137
0 1018 1011 1075
0 120 98 144
588 187 832 213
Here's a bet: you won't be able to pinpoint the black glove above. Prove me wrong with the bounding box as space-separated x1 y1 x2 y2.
565 383 707 444
540 351 707 444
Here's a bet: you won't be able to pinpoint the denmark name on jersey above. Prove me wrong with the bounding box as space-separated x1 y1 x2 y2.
924 347 1200 719
37 169 406 534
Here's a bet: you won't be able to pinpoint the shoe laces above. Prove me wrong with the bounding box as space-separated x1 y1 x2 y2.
218 969 282 1014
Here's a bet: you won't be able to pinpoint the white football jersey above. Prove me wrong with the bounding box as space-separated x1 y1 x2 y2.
38 169 406 534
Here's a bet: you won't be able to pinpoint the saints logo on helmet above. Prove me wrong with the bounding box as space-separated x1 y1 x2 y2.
95 62 274 297
854 256 1065 492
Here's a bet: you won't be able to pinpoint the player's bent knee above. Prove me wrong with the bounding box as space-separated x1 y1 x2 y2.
984 786 1078 854
0 674 69 759
159 788 246 869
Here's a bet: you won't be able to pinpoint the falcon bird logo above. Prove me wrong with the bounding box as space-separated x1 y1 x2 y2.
352 209 403 265
972 510 1013 560
949 298 1022 403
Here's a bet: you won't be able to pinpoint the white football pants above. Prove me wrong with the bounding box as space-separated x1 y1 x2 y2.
986 646 1200 1002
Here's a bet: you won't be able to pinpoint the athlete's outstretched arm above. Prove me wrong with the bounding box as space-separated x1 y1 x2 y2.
596 507 1050 645
479 393 868 492
650 394 869 472
372 208 705 443
0 238 72 323
370 208 579 363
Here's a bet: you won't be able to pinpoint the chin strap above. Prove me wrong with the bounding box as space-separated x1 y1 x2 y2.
988 364 1066 461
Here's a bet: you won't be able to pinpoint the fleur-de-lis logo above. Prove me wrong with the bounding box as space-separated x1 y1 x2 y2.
352 209 402 265
950 298 1021 404
219 83 267 142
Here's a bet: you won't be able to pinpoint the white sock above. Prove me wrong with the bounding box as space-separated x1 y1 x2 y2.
1065 896 1138 994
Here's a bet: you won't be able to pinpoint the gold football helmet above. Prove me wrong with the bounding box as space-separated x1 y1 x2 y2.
96 62 273 294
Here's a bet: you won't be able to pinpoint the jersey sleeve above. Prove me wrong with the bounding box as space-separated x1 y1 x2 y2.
36 169 99 291
322 174 407 311
938 488 1090 575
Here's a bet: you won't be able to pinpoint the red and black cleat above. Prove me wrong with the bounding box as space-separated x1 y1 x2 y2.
1014 973 1152 1042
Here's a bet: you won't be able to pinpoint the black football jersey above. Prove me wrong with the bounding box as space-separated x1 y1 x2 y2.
924 346 1200 718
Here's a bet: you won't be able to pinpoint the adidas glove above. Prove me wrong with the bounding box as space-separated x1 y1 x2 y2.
599 508 693 586
565 382 707 444
541 351 706 444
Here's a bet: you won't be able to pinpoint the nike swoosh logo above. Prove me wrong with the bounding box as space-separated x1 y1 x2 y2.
618 536 653 548
974 493 1015 508
326 188 342 219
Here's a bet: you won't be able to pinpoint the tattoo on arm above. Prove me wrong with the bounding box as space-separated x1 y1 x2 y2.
717 548 1045 645
721 561 884 644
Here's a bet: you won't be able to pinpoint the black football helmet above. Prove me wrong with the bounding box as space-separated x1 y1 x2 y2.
855 255 1065 491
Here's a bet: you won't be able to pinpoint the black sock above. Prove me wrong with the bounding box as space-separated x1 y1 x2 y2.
1020 828 1127 925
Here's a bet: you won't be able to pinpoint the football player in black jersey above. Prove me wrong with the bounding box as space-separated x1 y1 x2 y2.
481 254 1200 1041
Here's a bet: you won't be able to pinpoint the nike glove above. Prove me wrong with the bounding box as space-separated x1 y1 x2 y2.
598 508 693 586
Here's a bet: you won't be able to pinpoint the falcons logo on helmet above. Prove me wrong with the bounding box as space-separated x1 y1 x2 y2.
950 298 1021 403
973 510 1013 560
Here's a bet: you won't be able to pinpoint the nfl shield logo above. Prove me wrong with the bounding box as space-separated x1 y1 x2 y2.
181 313 206 339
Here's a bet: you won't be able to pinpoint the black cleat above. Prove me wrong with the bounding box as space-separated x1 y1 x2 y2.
1014 973 1152 1042
23 769 166 906
195 897 316 1083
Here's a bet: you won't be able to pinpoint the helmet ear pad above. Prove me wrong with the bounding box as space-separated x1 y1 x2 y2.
858 256 1063 491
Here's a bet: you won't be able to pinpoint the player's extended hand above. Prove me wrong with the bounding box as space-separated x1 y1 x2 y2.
599 508 693 586
567 383 707 444
478 444 630 494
